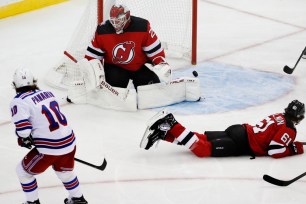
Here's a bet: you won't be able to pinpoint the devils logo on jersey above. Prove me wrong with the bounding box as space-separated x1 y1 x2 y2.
112 41 135 64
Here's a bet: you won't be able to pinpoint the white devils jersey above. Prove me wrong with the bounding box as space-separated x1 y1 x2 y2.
10 90 76 155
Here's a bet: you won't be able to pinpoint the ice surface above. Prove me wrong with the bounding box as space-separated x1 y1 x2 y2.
1 0 306 203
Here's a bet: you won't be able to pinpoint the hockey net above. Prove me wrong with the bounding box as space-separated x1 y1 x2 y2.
46 0 197 89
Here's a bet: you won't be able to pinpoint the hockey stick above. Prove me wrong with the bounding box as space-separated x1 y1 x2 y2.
263 142 306 186
64 51 131 101
74 157 107 171
29 141 107 171
283 46 306 74
263 172 306 187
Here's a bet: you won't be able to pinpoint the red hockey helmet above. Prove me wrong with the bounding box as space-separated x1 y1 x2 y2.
109 4 130 34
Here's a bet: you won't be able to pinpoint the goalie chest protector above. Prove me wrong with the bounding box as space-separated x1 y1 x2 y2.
93 16 164 71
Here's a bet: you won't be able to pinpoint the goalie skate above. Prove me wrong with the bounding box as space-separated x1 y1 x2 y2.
140 110 178 150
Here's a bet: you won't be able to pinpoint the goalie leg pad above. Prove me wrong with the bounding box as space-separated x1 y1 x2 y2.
67 80 87 104
185 77 201 101
87 87 137 111
137 81 186 109
137 77 201 109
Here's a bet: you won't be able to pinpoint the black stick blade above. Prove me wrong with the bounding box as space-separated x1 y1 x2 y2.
263 174 288 186
99 158 107 170
75 157 107 171
283 65 294 74
263 172 306 187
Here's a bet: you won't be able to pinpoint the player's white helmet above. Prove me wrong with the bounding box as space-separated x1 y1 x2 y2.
109 4 130 34
13 67 35 88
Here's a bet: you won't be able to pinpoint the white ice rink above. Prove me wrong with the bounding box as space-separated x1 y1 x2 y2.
1 0 306 203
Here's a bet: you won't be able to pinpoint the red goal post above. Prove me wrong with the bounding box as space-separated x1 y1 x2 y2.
46 0 197 89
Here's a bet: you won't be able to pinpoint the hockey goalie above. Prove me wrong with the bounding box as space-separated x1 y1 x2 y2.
67 4 201 111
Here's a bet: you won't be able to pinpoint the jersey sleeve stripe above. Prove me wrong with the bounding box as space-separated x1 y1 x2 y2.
14 119 30 125
142 39 161 52
85 52 103 60
15 119 33 132
145 46 164 58
85 44 104 60
268 141 286 156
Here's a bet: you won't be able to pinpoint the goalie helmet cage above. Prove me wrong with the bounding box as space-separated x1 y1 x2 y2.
46 0 197 89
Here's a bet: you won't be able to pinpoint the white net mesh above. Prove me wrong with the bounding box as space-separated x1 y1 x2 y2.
117 0 193 59
46 0 194 89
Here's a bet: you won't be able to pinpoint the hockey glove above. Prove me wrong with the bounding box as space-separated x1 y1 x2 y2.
17 135 34 149
290 141 304 155
146 63 172 83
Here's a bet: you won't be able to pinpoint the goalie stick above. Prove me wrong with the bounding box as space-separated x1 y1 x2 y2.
64 51 132 101
263 142 306 186
283 46 306 74
75 157 107 171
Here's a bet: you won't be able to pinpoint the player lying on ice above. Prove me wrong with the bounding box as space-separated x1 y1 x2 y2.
140 100 305 158
67 4 201 111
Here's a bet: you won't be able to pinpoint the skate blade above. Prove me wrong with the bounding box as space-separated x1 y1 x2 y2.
140 109 168 149
146 109 168 126
140 126 153 149
139 128 161 150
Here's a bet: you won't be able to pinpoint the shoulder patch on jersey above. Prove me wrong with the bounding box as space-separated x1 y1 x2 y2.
125 16 148 33
97 20 116 35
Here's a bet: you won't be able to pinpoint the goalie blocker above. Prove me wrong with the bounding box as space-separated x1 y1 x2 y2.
67 59 201 111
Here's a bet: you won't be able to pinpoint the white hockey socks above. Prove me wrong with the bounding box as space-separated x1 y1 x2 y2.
16 162 39 202
55 171 83 199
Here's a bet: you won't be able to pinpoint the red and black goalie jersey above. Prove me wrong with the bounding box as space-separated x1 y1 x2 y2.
245 113 297 158
85 16 166 71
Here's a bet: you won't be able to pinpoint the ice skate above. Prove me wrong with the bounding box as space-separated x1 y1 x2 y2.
64 195 88 204
22 200 40 204
140 110 178 150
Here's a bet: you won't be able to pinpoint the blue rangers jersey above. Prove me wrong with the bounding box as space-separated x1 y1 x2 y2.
10 90 76 155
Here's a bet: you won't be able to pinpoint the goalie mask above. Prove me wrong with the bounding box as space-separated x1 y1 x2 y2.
110 4 131 34
284 100 305 125
13 67 35 88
